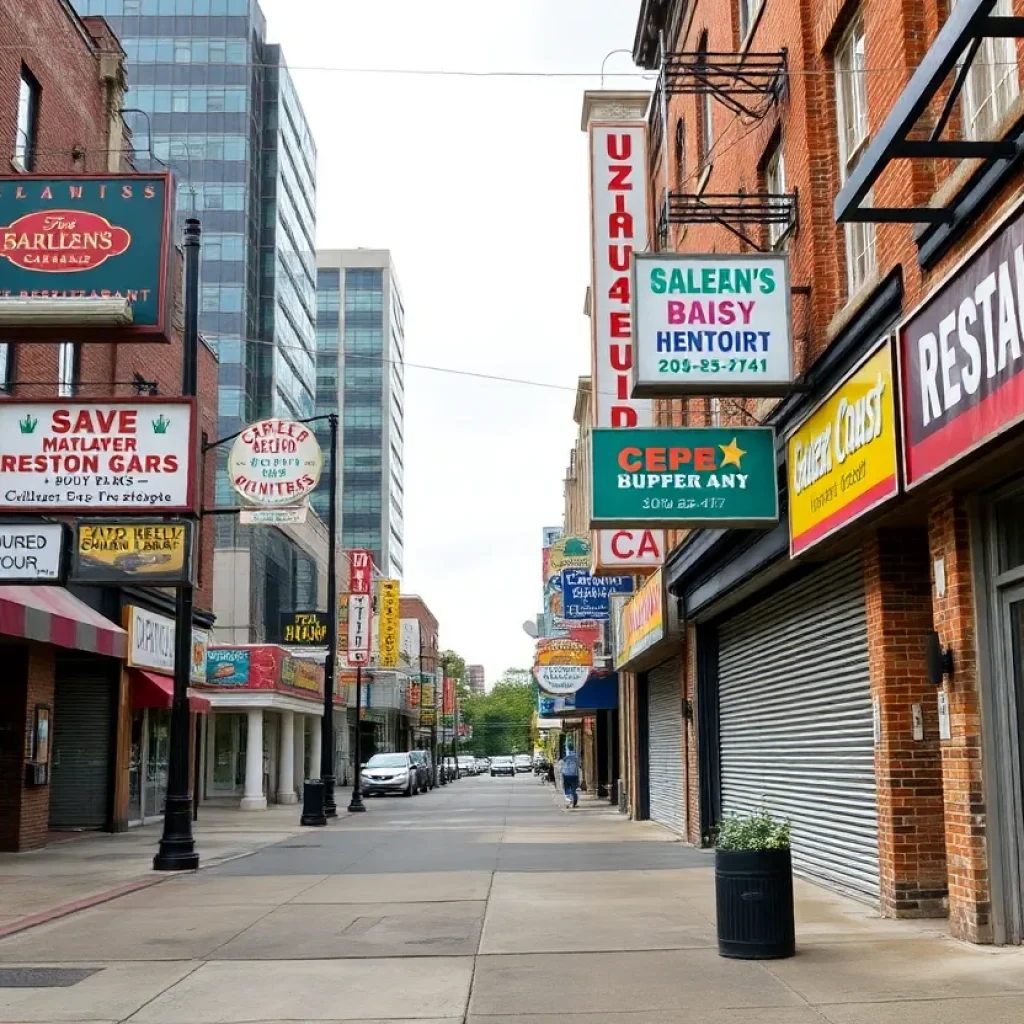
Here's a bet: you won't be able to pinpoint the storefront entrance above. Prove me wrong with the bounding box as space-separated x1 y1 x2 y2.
207 713 247 799
127 708 171 824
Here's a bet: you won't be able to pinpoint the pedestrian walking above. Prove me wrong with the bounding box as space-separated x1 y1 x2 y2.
561 746 580 809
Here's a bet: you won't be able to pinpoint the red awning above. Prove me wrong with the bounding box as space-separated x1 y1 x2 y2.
130 669 210 713
0 585 127 657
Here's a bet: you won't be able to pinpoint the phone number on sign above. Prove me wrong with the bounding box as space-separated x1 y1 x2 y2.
641 497 727 510
657 358 768 374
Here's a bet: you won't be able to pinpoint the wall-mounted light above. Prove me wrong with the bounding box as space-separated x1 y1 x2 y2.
925 630 954 686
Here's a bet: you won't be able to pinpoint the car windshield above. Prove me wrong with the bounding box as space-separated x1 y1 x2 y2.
366 754 407 768
493 757 512 764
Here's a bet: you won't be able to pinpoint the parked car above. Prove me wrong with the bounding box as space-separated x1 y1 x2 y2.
513 754 533 773
362 752 419 797
457 755 476 778
474 757 490 774
490 756 515 777
442 756 458 782
408 750 434 791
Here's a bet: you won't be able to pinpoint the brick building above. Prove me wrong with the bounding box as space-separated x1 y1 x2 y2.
0 0 218 849
602 0 1024 943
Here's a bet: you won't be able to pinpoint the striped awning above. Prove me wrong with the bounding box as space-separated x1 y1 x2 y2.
0 586 127 658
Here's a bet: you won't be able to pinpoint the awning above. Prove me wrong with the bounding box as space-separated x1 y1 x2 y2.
130 669 211 713
0 585 127 657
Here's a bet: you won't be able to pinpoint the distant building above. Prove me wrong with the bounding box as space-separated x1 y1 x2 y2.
314 250 406 579
467 665 486 695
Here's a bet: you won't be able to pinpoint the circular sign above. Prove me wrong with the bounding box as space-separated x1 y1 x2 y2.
534 664 590 695
228 419 323 507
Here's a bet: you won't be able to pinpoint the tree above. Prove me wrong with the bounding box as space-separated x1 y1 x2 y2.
460 669 535 756
440 649 466 682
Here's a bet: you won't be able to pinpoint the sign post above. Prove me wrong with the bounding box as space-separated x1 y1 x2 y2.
346 549 372 814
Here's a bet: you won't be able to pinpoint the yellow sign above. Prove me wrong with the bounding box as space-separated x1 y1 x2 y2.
378 578 400 668
73 521 190 584
788 340 899 556
535 638 592 666
617 569 664 666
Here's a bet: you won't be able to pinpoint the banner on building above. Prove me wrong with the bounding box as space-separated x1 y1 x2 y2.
591 427 779 528
191 629 209 684
0 173 176 342
347 593 371 665
560 568 633 620
0 399 196 513
788 339 898 555
348 549 372 594
228 419 323 507
377 578 400 668
632 252 793 396
71 520 192 585
443 677 455 715
399 618 420 664
275 610 328 646
206 647 251 686
616 570 664 668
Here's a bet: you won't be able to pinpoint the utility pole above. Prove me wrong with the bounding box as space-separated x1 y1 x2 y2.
322 413 339 818
154 217 201 871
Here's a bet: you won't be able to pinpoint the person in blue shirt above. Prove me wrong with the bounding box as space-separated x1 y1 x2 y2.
561 746 580 809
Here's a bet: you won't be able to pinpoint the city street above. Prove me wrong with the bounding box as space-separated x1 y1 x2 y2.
2 776 1024 1023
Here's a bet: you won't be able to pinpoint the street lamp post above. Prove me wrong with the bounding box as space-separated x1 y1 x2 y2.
347 665 366 812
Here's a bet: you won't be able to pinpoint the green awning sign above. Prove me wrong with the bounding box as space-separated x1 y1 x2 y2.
590 427 779 529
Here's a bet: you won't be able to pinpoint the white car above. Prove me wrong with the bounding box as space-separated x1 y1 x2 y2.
513 754 533 773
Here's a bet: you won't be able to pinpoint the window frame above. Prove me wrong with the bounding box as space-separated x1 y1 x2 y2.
697 34 714 171
955 0 1020 141
764 141 789 250
15 66 40 172
57 342 79 399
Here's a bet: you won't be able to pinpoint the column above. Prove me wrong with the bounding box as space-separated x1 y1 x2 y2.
241 708 266 811
277 710 296 804
309 716 322 781
294 715 306 794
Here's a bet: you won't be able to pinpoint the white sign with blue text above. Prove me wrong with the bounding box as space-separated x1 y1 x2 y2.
631 252 793 397
560 569 634 621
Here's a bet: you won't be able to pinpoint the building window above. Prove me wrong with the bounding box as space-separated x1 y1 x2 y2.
765 142 789 249
738 0 761 42
674 118 687 188
709 397 722 427
0 344 11 393
835 18 876 296
697 35 714 170
956 0 1020 141
15 67 40 171
57 343 79 398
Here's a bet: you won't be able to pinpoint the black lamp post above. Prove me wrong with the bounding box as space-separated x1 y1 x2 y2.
347 664 366 812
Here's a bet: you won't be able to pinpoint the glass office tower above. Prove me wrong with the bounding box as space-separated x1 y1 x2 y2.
314 251 406 579
75 0 322 638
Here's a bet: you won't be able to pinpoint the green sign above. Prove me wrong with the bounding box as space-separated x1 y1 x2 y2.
590 427 779 529
0 173 174 341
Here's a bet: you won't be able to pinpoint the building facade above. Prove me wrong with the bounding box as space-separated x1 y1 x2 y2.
315 250 406 579
602 0 1024 945
72 0 324 645
466 664 485 695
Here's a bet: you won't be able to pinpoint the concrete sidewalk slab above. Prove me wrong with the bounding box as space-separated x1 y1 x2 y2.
821 996 1024 1024
112 873 329 908
128 958 475 1022
214 900 486 959
290 870 493 903
467 1012 827 1024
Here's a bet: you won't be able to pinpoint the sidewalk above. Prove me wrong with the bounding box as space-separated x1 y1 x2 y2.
0 790 351 940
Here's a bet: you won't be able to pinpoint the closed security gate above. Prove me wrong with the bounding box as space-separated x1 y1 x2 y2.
647 657 685 834
717 554 879 902
50 656 114 829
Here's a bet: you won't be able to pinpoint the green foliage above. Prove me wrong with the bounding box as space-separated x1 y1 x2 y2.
441 649 466 682
459 668 535 756
715 810 791 851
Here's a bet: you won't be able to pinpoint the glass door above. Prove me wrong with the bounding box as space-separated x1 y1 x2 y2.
209 714 240 797
127 710 144 824
998 584 1024 942
143 709 170 821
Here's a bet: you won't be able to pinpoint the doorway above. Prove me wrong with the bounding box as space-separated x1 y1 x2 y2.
206 713 247 799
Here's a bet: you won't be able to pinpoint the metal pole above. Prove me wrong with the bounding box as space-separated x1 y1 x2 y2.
348 664 365 811
154 217 202 872
322 414 339 818
453 683 460 776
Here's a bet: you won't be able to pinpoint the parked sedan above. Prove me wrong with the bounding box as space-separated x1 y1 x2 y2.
362 753 419 797
408 750 434 791
513 754 533 773
490 756 515 777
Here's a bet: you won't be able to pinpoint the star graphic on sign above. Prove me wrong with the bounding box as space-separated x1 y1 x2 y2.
719 437 746 469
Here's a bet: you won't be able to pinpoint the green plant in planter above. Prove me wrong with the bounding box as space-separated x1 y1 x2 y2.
715 809 790 851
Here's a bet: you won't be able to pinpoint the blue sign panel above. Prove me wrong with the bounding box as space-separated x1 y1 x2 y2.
560 569 634 620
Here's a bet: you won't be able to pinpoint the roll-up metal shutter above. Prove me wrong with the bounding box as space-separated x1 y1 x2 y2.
50 656 114 829
647 656 684 834
718 553 878 902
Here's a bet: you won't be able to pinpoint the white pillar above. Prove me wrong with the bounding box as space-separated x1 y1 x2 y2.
294 715 306 794
277 710 296 804
310 716 322 781
241 708 267 810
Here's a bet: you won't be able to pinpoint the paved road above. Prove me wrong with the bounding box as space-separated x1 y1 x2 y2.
2 774 1024 1023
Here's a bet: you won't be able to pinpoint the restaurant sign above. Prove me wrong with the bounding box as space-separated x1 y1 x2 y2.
591 427 779 529
0 174 175 342
900 197 1024 488
788 340 899 555
0 399 195 513
533 637 592 695
276 610 328 646
632 252 793 396
616 570 664 668
207 648 251 686
71 519 193 585
125 605 175 674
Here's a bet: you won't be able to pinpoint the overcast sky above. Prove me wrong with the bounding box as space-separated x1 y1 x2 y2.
260 0 647 684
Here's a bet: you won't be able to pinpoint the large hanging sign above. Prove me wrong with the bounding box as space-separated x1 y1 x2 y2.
788 340 899 556
347 595 371 665
377 578 400 668
0 399 195 513
899 197 1024 488
587 117 665 573
0 173 175 343
71 520 193 585
227 418 322 507
632 252 793 396
590 427 779 528
560 569 633 621
533 637 592 695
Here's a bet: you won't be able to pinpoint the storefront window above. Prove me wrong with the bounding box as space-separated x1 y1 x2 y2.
144 710 171 817
995 493 1024 574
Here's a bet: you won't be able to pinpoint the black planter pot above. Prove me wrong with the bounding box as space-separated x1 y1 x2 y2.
715 847 795 959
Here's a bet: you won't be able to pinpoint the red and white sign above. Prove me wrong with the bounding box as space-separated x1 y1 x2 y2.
228 418 322 507
587 120 664 571
348 548 372 594
347 593 371 665
0 399 195 513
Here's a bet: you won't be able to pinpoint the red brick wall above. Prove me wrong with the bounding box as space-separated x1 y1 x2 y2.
19 644 56 850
